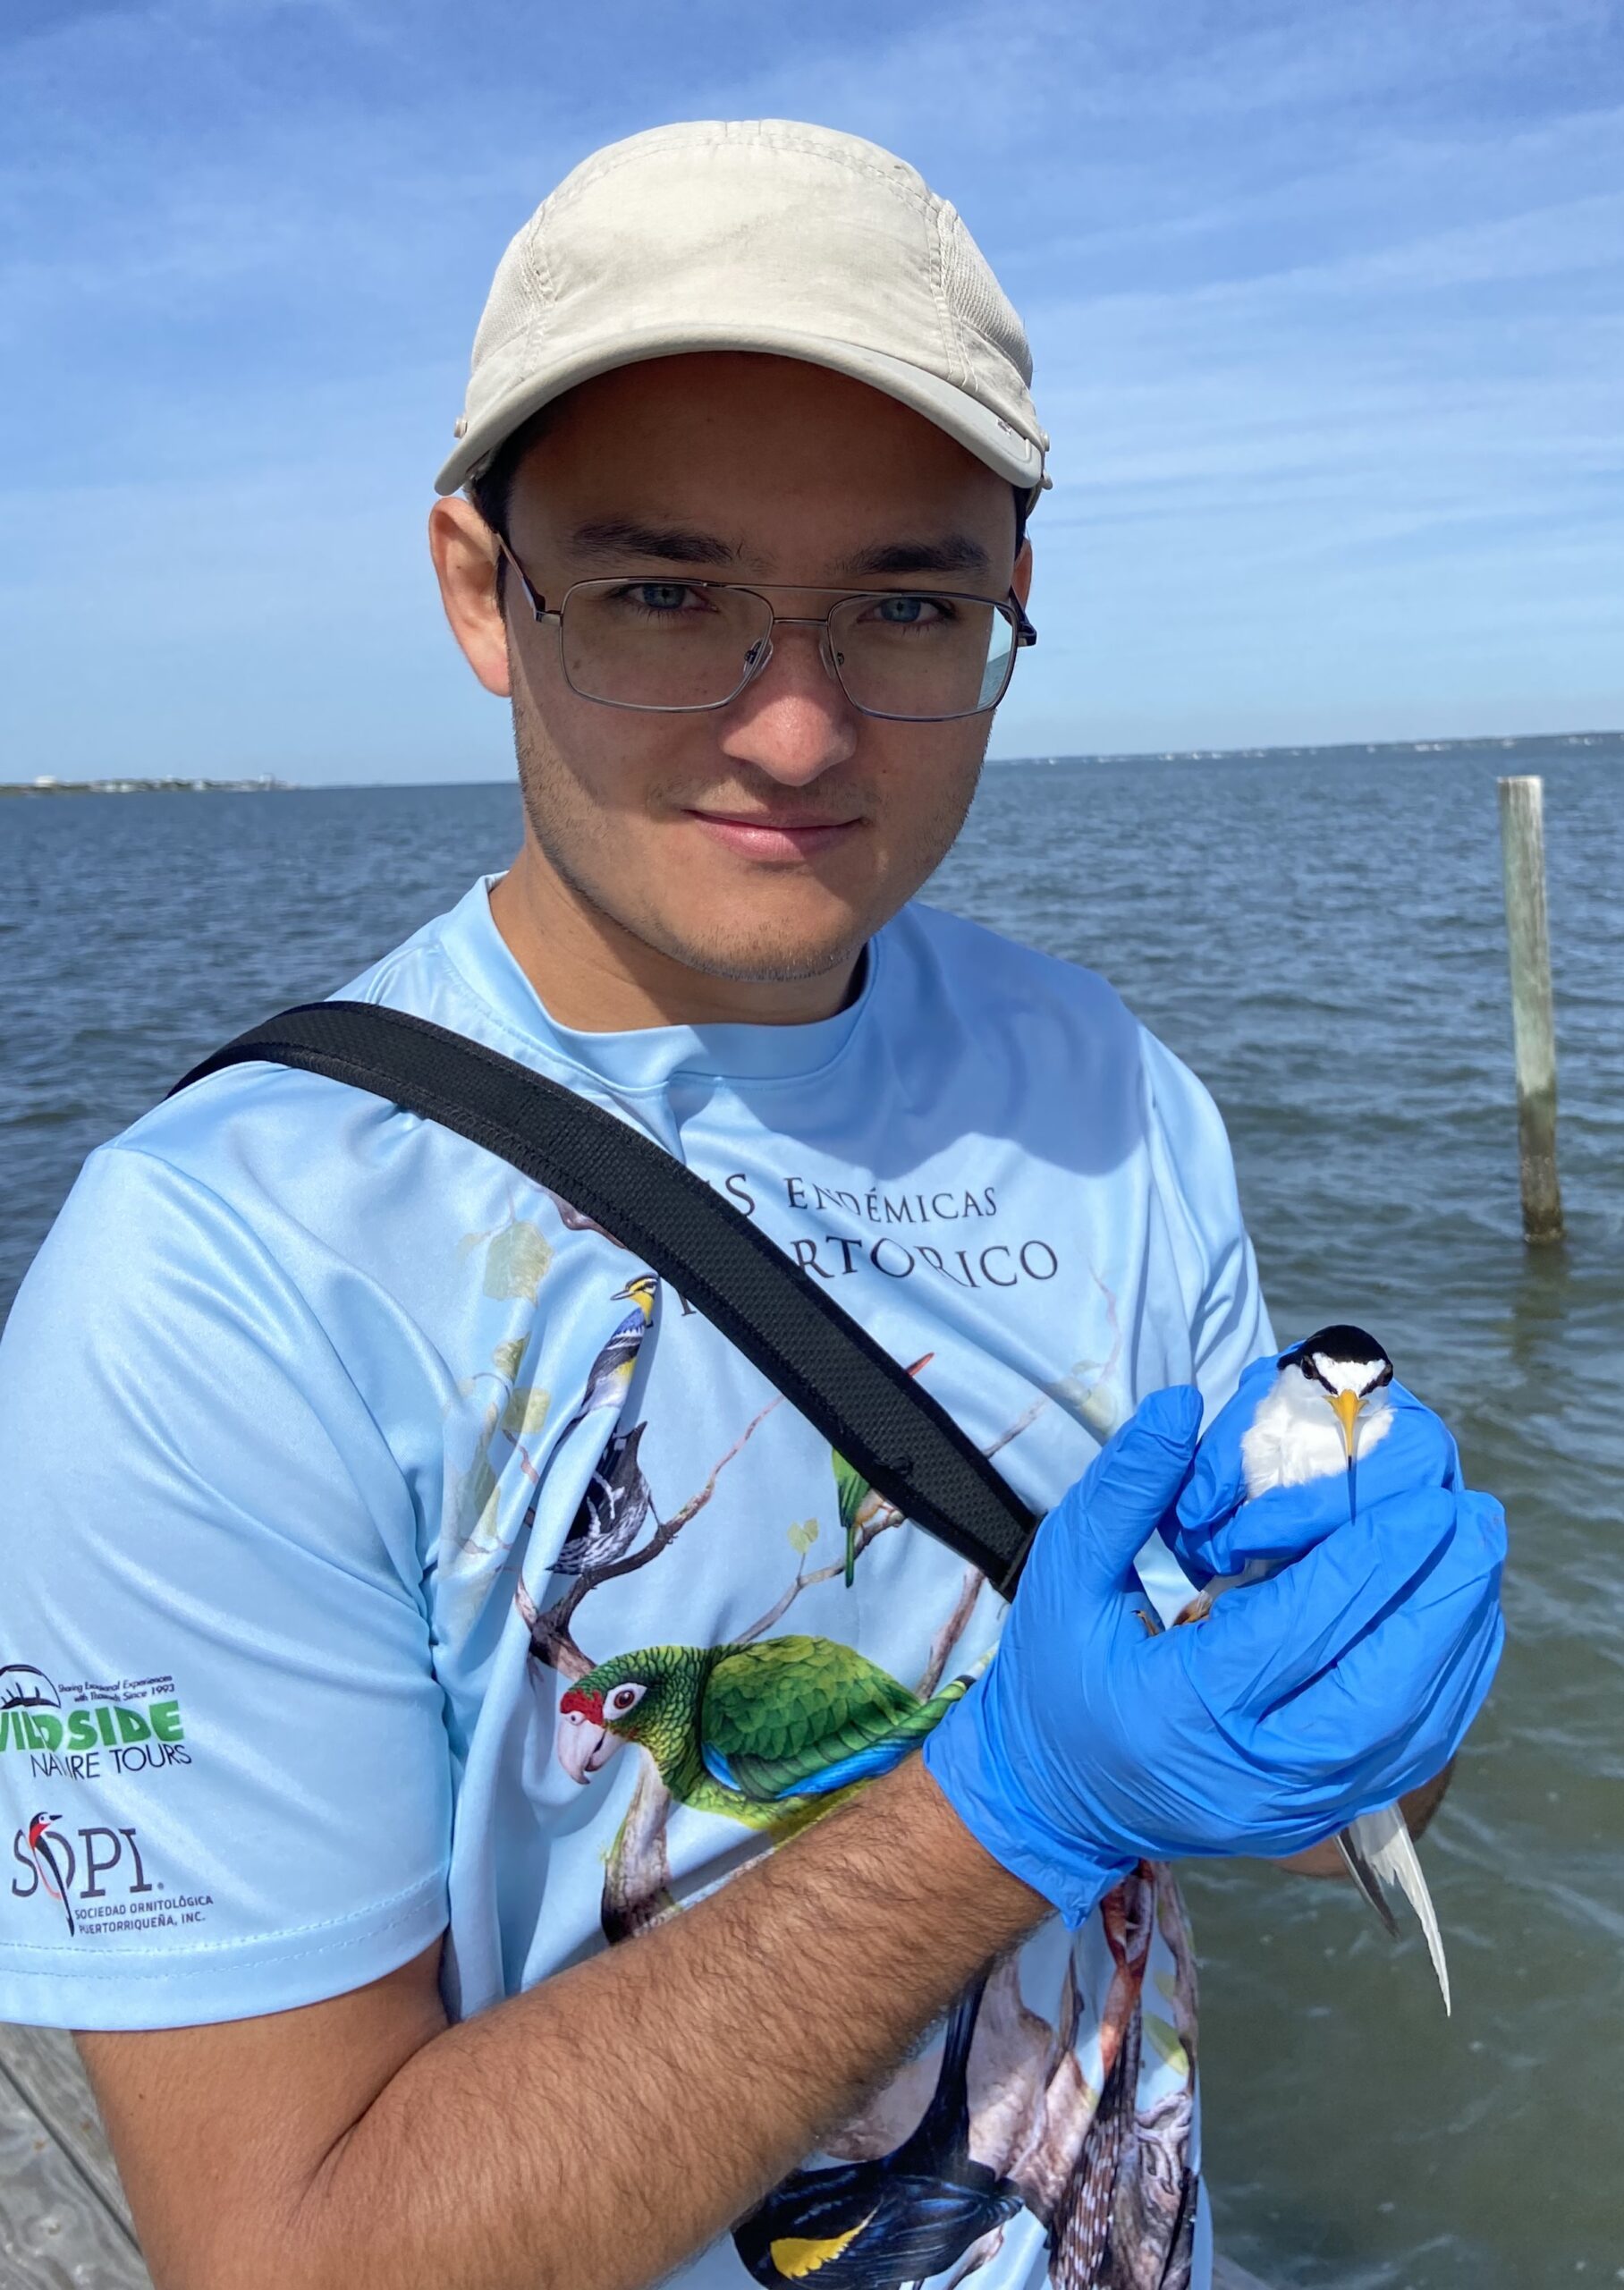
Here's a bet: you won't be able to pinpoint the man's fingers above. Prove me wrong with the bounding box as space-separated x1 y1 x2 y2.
1185 1485 1476 1718
1262 1588 1504 1816
1067 1384 1204 1599
1171 1355 1278 1552
1172 1380 1462 1579
1273 1492 1506 1782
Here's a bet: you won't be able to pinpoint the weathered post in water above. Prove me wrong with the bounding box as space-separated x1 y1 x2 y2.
1497 775 1563 1243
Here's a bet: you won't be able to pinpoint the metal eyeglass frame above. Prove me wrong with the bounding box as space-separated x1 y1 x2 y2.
491 534 1036 723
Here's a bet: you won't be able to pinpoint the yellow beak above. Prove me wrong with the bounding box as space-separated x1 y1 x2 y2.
1329 1386 1363 1462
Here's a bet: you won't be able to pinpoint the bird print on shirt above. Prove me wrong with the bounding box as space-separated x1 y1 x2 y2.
554 1424 653 1575
563 1273 658 1437
833 1450 870 1590
733 1973 1022 2289
555 1635 980 1835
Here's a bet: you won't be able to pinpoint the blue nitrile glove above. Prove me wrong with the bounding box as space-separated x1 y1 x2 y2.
922 1385 1506 1927
1169 1352 1463 1587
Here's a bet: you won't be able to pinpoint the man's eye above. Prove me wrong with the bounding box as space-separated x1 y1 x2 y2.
865 593 949 628
614 582 701 614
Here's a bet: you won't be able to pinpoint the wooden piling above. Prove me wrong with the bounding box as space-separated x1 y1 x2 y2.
1497 776 1563 1243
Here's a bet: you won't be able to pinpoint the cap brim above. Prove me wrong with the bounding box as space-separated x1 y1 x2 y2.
434 323 1047 502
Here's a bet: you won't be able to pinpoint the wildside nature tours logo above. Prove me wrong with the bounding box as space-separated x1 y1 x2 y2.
0 1660 190 1781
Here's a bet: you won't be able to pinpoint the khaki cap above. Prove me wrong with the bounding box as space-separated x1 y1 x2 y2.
436 119 1048 504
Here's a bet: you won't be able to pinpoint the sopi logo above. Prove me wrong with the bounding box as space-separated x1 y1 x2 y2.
9 1815 211 1941
12 1814 155 1938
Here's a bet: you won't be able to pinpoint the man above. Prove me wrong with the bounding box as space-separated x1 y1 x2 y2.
0 121 1501 2290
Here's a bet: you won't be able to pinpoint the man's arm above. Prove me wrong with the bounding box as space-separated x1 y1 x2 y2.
1271 1759 1456 1879
79 1757 1040 2290
73 1389 1504 2290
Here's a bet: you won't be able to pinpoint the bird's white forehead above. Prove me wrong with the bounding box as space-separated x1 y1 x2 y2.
1308 1352 1385 1395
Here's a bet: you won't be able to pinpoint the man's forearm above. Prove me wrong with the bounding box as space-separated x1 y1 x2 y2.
294 1758 1039 2290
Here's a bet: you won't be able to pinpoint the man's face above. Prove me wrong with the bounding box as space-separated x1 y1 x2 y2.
475 353 1029 988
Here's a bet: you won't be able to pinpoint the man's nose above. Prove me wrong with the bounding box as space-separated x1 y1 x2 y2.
717 622 859 785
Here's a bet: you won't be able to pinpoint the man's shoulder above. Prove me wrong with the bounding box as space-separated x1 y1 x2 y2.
114 884 500 1187
892 899 1138 1044
889 901 1229 1156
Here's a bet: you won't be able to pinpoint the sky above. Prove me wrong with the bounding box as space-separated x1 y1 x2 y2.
2 0 1620 784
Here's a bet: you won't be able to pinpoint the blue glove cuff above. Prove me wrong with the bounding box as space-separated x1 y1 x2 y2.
923 1669 1136 1929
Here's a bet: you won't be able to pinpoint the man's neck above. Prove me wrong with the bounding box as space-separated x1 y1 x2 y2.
488 842 863 1034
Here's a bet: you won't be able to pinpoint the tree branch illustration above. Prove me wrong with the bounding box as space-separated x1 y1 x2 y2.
916 1565 986 1696
546 1189 632 1249
601 1760 680 1942
736 1390 1050 1651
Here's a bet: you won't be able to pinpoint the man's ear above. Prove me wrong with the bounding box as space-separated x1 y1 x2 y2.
1011 534 1034 608
427 496 512 699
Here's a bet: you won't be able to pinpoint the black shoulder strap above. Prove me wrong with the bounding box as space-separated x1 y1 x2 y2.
173 1002 1037 1595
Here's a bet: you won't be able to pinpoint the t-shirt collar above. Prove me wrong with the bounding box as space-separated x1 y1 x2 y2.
436 877 880 1094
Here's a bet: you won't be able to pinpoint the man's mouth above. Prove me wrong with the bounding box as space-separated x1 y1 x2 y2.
681 809 863 862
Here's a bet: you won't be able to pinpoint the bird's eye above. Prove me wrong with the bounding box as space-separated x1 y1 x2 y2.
1296 1355 1318 1380
606 1682 647 1718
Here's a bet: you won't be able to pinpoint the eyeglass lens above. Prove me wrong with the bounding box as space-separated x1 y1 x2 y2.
557 581 1015 718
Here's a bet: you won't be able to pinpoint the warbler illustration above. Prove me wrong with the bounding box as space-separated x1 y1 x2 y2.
556 1634 977 1832
562 1274 657 1437
732 1972 1021 2288
554 1423 652 1575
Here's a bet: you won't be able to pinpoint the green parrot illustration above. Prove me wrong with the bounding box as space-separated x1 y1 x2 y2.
830 1354 934 1590
833 1452 870 1590
557 1633 978 1833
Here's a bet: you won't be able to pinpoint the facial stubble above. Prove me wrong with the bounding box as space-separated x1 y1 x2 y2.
510 689 985 988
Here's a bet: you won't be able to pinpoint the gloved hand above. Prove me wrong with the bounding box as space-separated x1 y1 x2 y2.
922 1385 1506 1927
1167 1350 1464 1586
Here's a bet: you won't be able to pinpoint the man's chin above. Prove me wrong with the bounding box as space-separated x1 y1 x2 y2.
651 918 866 988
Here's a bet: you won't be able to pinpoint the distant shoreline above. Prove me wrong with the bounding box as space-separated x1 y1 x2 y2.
1 776 292 797
996 729 1620 767
3 731 1615 797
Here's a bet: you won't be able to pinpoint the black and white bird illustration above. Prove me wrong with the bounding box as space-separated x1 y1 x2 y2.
554 1422 654 1575
1182 1325 1451 2012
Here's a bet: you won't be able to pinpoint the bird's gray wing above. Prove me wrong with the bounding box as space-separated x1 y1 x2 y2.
1335 1822 1402 1938
1340 1805 1451 2013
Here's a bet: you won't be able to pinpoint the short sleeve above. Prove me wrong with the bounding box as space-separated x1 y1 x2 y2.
1139 1030 1276 1412
0 1146 451 2030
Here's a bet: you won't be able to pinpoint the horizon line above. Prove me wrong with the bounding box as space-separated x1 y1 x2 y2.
4 725 1618 796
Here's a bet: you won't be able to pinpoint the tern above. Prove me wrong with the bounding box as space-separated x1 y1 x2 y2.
1182 1325 1451 2012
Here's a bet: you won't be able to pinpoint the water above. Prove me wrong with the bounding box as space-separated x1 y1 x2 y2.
3 739 1620 2286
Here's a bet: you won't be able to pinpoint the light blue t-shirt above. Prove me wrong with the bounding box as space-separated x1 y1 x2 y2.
0 879 1270 2290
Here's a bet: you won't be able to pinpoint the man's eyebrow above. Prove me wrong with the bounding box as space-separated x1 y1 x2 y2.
833 534 994 579
568 519 739 567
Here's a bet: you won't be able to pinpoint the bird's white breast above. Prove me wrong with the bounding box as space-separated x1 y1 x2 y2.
1241 1376 1394 1497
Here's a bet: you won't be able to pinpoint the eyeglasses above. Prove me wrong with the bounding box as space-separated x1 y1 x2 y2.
493 538 1036 723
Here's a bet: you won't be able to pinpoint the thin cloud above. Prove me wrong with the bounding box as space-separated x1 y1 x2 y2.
2 0 1619 776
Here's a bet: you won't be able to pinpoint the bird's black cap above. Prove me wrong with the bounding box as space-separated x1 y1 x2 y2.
1282 1324 1392 1372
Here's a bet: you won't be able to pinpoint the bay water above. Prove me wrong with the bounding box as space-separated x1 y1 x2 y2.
2 736 1619 2285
